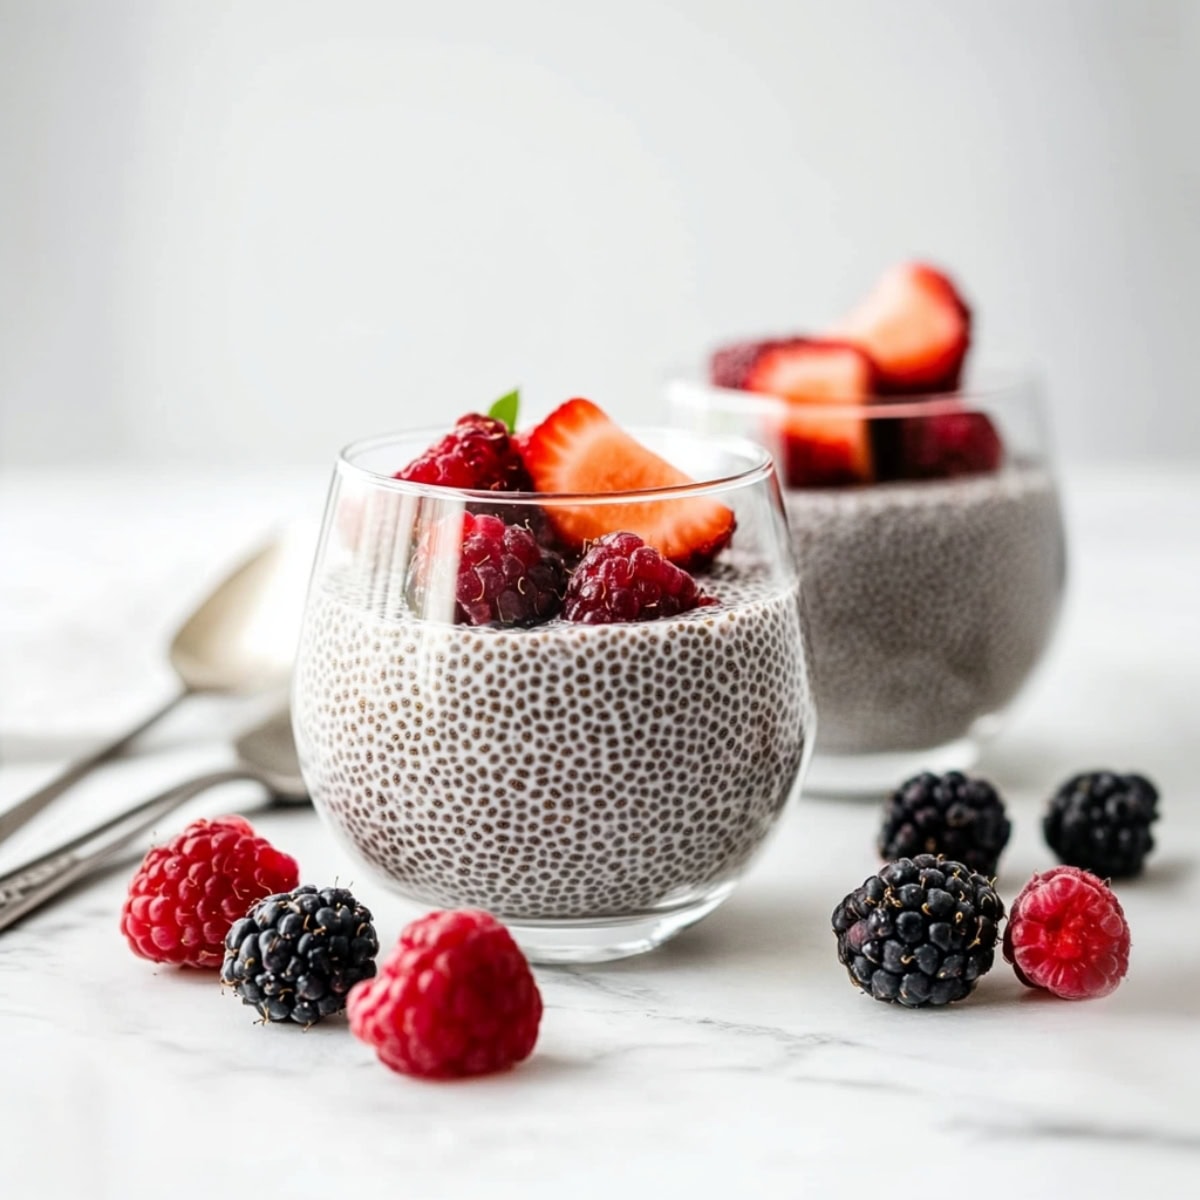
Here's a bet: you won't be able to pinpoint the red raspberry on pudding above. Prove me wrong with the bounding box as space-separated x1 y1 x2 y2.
563 530 713 624
347 909 542 1079
408 511 566 627
899 409 1004 479
396 413 532 492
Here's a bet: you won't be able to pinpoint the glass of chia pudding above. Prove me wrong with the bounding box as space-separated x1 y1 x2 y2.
668 263 1067 795
292 396 814 962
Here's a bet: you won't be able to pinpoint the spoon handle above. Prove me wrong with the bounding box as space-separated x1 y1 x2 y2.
0 767 265 934
0 689 190 846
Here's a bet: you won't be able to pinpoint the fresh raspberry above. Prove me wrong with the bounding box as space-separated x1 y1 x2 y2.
396 414 532 492
408 511 566 626
1003 866 1131 1000
347 909 542 1079
899 410 1004 479
563 531 713 624
121 816 300 969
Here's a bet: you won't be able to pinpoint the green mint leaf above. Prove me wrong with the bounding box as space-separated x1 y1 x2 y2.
488 388 520 433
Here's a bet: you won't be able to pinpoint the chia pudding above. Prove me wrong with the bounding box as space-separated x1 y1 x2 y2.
785 462 1065 753
293 572 810 920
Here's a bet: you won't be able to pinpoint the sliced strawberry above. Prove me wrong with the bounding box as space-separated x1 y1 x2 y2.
780 412 872 488
828 262 971 394
742 338 875 402
710 340 769 390
710 338 875 487
520 398 735 567
899 409 1004 479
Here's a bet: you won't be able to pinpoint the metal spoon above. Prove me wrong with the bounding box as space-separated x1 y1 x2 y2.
0 710 308 934
0 530 313 845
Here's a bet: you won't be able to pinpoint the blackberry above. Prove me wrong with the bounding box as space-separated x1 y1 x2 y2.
878 770 1011 875
1044 770 1159 879
831 855 1004 1008
221 885 379 1027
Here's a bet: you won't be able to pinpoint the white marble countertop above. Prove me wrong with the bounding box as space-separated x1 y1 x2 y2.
1 464 1198 1198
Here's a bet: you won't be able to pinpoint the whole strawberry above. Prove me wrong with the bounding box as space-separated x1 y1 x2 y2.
121 816 299 969
348 909 542 1079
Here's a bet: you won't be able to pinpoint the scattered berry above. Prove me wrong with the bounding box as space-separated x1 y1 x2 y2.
395 413 532 492
347 909 542 1079
710 338 876 487
408 511 566 626
1003 866 1131 999
879 771 1012 876
827 261 972 394
221 885 379 1026
563 531 712 624
898 410 1004 479
121 816 299 969
832 855 1004 1007
1043 770 1159 879
520 397 735 568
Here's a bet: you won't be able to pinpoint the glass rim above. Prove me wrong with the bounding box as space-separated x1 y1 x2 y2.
667 365 1041 421
335 424 777 505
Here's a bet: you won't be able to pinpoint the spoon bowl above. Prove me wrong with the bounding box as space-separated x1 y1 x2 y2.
0 526 316 845
169 532 315 693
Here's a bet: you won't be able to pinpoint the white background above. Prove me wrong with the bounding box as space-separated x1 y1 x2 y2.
1 0 1197 468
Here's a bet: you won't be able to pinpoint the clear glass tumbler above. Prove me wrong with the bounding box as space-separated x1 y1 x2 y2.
668 371 1067 796
292 427 814 962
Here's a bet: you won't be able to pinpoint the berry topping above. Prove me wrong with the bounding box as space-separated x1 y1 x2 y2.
520 398 735 567
1044 771 1159 879
828 262 972 394
711 337 873 399
121 816 300 969
879 771 1012 876
1003 866 1131 1000
898 409 1004 479
347 909 542 1079
395 413 532 492
408 511 566 627
711 338 876 487
563 531 712 624
831 854 1004 1008
221 885 379 1026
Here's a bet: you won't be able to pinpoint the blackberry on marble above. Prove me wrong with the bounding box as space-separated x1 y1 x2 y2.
221 885 379 1026
831 855 1004 1008
879 770 1011 875
1044 771 1159 879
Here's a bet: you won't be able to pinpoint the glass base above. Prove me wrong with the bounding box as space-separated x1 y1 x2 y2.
805 737 980 799
502 885 736 964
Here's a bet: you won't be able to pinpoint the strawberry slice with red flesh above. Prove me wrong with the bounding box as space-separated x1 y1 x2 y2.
520 398 735 568
828 262 971 394
713 339 875 487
